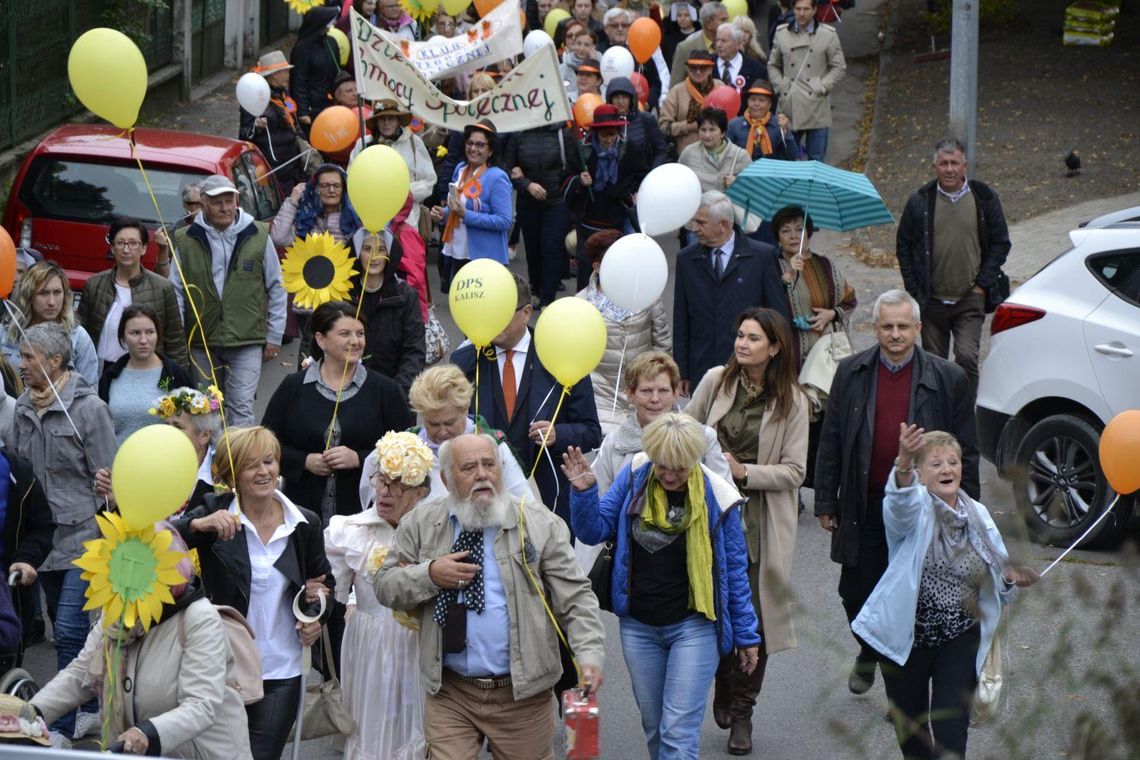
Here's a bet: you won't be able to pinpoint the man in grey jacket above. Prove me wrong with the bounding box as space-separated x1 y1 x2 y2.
375 433 605 760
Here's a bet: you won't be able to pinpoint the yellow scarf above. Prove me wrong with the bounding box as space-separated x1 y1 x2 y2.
642 468 716 621
744 112 774 157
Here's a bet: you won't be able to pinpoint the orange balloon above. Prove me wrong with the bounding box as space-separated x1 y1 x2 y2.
310 106 360 154
627 17 662 64
0 226 15 299
474 0 503 16
573 93 603 128
1099 409 1140 495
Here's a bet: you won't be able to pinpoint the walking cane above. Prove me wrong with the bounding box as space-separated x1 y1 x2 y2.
291 587 328 760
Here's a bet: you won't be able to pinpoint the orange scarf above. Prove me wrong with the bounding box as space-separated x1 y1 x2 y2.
744 112 773 157
442 163 487 244
685 77 714 122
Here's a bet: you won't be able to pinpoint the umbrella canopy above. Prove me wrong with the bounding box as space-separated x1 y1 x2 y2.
727 160 895 231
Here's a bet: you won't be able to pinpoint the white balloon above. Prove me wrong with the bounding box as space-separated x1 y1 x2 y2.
235 72 271 117
598 233 669 313
636 164 703 236
599 46 635 84
523 30 554 58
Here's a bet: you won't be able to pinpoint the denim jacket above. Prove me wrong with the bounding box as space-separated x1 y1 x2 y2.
852 470 1017 675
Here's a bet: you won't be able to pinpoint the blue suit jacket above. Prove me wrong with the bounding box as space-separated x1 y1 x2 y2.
672 230 791 388
451 334 602 527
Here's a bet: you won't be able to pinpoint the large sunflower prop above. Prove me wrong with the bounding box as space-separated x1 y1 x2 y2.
284 0 323 13
282 231 358 310
74 513 188 632
401 0 435 27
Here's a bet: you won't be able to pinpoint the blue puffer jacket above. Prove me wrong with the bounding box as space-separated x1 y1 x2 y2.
570 457 761 656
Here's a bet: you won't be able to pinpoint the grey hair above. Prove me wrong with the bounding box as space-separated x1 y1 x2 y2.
932 138 966 163
20 322 72 368
699 190 735 224
603 7 632 24
181 181 203 203
716 22 745 44
699 1 726 25
872 288 922 324
166 386 223 445
437 433 503 484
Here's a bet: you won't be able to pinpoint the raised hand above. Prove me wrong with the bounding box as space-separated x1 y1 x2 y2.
560 446 597 491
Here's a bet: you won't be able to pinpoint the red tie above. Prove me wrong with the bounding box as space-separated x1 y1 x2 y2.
502 349 517 422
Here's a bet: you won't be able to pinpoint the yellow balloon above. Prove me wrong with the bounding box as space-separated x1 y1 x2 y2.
544 8 571 38
449 259 517 346
112 425 200 530
347 145 411 232
534 297 606 387
442 0 472 16
68 28 148 130
723 0 748 17
327 28 350 67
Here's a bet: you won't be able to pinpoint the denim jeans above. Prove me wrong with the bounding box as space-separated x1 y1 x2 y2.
40 569 94 735
246 676 302 760
794 128 830 162
620 614 720 760
190 345 263 427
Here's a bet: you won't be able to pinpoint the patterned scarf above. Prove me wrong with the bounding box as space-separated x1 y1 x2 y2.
642 468 716 620
441 163 487 244
432 529 485 627
685 77 715 123
592 137 620 192
29 369 69 414
294 164 362 241
744 112 774 157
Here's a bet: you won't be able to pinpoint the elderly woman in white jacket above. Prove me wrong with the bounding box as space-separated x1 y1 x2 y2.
575 229 671 433
353 100 436 228
854 425 1038 760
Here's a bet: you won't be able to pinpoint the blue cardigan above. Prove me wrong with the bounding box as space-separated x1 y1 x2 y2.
444 162 513 264
570 459 761 656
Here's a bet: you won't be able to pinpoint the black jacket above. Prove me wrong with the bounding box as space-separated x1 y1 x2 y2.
239 84 304 186
97 353 194 403
564 137 650 231
503 124 576 203
174 492 333 620
813 346 979 566
354 238 426 396
895 179 1011 308
605 79 670 169
672 231 790 387
290 7 341 123
2 451 54 571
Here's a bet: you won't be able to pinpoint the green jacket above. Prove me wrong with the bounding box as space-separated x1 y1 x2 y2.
78 268 188 367
173 222 271 348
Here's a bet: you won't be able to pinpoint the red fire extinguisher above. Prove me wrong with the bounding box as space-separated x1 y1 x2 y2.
562 687 601 759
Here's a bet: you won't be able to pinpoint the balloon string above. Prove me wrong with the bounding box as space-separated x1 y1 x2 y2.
527 386 568 482
130 144 237 510
609 332 630 422
324 252 368 451
260 148 316 180
100 607 128 750
1 300 83 443
1039 493 1122 577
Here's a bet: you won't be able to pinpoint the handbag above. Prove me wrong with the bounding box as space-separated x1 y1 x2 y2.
177 604 264 705
586 541 614 613
970 621 1003 724
300 625 356 741
424 303 450 365
984 270 1011 314
798 325 854 416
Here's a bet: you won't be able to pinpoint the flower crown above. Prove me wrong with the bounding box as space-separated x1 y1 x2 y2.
149 385 223 419
374 431 434 488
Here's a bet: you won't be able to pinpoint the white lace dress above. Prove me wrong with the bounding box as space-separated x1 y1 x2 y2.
325 511 425 760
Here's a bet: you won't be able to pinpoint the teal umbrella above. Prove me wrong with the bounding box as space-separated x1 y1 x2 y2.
726 159 895 232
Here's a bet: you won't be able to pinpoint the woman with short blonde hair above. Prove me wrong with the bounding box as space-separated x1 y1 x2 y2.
640 413 707 470
408 363 473 414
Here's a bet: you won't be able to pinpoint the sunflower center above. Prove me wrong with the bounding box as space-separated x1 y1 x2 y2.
108 539 160 603
302 255 336 289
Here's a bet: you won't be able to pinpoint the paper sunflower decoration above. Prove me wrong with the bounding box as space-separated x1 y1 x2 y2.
400 0 435 27
74 513 188 632
284 0 323 13
282 231 358 310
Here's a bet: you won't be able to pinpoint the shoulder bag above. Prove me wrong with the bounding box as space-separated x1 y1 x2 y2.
971 617 1003 724
798 325 853 417
424 303 450 365
300 624 356 740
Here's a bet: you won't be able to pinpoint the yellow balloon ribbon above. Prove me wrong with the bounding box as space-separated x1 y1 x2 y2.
68 28 148 129
112 425 200 530
533 297 607 387
347 145 412 233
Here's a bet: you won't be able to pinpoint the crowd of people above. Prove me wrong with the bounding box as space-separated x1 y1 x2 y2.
0 0 1039 758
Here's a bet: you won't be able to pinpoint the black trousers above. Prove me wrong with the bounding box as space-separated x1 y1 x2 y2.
517 197 571 306
881 625 981 760
837 498 889 660
247 676 302 760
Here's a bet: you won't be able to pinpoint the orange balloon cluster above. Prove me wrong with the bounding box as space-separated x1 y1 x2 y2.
628 17 661 64
1100 410 1140 495
573 93 603 128
0 226 15 299
310 105 361 154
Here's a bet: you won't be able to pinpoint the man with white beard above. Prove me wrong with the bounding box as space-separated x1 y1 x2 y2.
374 433 605 760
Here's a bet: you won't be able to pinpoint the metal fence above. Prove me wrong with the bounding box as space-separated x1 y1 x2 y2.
0 0 174 152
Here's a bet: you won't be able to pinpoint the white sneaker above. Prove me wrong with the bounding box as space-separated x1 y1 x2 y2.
73 711 101 740
49 730 72 749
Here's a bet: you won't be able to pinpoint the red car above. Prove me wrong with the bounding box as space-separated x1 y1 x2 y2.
2 125 284 292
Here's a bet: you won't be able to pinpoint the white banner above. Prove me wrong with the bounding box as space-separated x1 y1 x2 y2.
352 10 571 133
367 3 522 81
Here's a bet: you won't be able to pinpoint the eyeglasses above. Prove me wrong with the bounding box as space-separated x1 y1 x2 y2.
113 240 143 250
373 475 410 494
466 140 490 149
317 182 343 191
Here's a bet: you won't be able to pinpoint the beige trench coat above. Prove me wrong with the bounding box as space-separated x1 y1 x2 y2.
768 23 846 131
659 78 727 155
685 366 809 654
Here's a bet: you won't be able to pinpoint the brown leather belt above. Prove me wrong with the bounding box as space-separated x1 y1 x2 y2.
445 669 512 690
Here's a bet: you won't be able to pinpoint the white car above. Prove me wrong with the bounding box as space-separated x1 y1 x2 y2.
976 216 1140 547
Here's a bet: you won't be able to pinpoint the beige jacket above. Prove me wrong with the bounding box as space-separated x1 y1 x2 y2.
374 496 606 701
32 598 252 760
768 22 846 130
685 366 809 654
659 78 726 155
678 139 753 194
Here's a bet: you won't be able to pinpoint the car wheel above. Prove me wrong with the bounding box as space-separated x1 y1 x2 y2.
1012 414 1134 548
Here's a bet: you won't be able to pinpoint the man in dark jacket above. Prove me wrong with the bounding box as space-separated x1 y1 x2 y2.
451 275 602 530
605 77 669 168
0 451 54 648
673 190 789 393
290 6 341 129
895 138 1011 398
814 288 978 696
